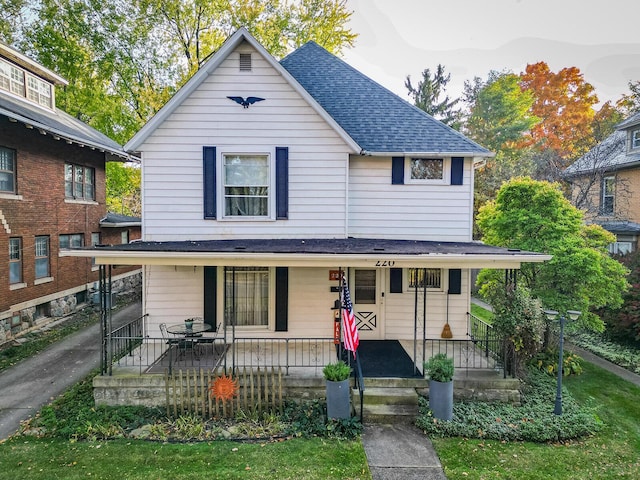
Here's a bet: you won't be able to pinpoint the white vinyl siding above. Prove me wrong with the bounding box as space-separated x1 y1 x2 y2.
143 266 469 341
348 156 473 241
140 44 351 241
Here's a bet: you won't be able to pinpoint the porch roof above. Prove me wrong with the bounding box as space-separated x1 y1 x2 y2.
61 237 550 269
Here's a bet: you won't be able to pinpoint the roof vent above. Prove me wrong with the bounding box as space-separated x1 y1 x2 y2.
239 53 251 72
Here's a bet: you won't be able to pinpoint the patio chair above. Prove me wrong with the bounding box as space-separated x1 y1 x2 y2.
195 321 224 356
160 323 190 357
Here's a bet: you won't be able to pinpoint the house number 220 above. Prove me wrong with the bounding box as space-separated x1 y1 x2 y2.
375 261 395 267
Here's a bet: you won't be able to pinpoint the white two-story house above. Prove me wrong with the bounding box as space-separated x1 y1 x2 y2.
65 28 548 377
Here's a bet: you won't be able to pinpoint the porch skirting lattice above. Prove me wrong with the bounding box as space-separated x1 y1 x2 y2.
165 366 283 418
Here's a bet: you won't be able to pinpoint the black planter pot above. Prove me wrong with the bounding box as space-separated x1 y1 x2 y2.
429 379 453 421
326 379 350 419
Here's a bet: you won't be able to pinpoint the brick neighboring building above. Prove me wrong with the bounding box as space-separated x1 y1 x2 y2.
0 42 140 341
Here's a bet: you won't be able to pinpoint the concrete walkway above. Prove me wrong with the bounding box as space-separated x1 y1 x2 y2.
361 423 446 480
0 301 141 440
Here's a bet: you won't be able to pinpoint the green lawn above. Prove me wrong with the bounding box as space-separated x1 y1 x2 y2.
0 437 369 480
431 362 640 479
470 303 493 323
2 357 638 479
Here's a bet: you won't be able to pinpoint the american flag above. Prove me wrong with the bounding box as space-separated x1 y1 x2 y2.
341 275 359 357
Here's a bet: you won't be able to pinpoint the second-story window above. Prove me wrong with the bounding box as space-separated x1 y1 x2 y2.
632 129 640 150
601 175 615 215
0 58 25 96
0 146 16 193
65 163 95 200
27 75 52 108
59 233 84 249
223 154 269 217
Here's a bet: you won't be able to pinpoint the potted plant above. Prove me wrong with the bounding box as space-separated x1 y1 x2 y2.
323 360 352 419
424 353 454 421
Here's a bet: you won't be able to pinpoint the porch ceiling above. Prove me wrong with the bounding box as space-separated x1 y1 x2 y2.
60 238 551 269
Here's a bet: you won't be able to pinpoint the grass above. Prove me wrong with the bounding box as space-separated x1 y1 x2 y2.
470 303 493 324
431 362 640 479
0 437 370 479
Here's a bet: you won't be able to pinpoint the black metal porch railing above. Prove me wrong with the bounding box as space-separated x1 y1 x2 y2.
101 314 515 377
467 312 518 378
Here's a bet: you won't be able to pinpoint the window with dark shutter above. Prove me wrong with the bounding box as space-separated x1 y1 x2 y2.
448 269 462 295
203 146 216 219
204 267 217 329
451 157 464 185
275 147 289 219
389 268 403 293
275 267 288 331
392 157 404 184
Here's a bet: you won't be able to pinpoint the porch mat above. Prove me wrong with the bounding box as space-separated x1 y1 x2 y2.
355 340 422 378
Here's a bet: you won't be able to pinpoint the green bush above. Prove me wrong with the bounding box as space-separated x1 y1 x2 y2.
282 400 362 439
598 250 640 343
322 361 351 381
416 367 601 442
424 353 454 382
569 331 640 374
532 349 584 377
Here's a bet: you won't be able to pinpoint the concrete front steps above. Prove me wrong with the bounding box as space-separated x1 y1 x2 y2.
352 370 521 423
352 378 426 424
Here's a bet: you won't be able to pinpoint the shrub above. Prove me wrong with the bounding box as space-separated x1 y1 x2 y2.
322 361 351 381
424 353 454 382
597 250 640 343
416 367 601 442
481 284 546 375
532 349 584 377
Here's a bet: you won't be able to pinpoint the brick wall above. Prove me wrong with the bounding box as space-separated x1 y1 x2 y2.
0 117 107 318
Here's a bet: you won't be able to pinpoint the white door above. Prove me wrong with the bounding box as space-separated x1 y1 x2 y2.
350 269 383 340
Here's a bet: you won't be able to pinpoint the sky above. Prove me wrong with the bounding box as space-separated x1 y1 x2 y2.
343 0 640 106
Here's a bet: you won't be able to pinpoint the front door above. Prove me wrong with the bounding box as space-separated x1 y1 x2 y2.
350 269 383 340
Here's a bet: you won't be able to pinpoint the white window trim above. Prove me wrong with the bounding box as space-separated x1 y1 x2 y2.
404 157 450 185
218 266 275 331
0 193 23 200
405 268 445 293
601 175 615 215
10 282 27 291
218 149 276 221
34 276 54 285
0 57 54 110
631 129 640 150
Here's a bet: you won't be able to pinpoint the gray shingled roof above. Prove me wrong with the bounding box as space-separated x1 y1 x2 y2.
100 212 141 227
280 42 490 156
564 117 640 177
597 220 640 235
0 91 127 159
616 111 640 130
91 237 540 257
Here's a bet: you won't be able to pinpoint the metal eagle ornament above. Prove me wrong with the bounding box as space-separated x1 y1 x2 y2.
227 96 265 108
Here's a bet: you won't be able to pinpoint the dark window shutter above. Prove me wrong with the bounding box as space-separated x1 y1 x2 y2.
451 157 464 185
204 266 217 329
276 147 289 219
275 267 288 331
203 146 216 219
392 156 405 184
448 269 462 295
389 268 403 293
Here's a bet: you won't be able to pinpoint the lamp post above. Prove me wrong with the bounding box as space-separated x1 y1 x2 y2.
543 309 581 415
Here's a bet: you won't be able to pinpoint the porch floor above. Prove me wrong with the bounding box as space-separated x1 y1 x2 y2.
111 337 500 379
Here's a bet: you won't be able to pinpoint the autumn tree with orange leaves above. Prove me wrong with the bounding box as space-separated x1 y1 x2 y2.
519 62 599 160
